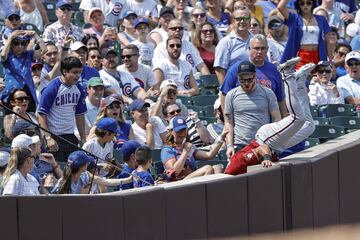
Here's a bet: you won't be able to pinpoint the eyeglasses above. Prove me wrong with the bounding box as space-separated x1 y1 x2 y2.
317 69 332 74
239 76 255 83
336 51 348 57
234 16 251 22
60 6 72 12
251 46 267 51
299 1 312 6
168 26 184 31
347 61 360 67
192 13 206 18
250 23 259 28
121 54 138 59
168 109 181 116
107 103 121 109
169 44 181 48
167 90 177 95
201 29 214 34
8 15 20 22
12 40 28 47
15 96 30 102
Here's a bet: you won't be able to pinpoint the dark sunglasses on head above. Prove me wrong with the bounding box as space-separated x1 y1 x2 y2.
121 54 137 59
168 109 181 116
201 29 214 34
169 44 181 48
8 15 20 21
299 1 312 6
192 13 206 18
168 26 184 31
15 96 30 102
347 61 360 67
12 40 28 46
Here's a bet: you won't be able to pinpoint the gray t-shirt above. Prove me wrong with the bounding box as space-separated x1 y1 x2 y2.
224 84 279 145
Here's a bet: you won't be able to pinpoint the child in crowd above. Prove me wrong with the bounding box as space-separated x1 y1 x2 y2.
133 145 154 188
117 140 140 190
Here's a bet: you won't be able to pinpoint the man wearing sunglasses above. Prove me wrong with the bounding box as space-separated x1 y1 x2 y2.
43 0 84 48
1 10 22 46
266 15 288 63
337 51 360 105
333 43 352 78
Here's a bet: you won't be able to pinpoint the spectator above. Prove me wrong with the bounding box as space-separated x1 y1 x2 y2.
43 1 84 47
153 36 199 96
99 48 147 102
166 0 190 30
223 61 281 157
14 0 49 32
133 145 154 188
336 51 360 104
0 151 10 182
189 6 208 42
276 0 333 68
153 19 210 76
249 17 263 35
69 41 100 89
31 61 42 97
88 94 132 149
130 99 167 149
1 30 47 112
161 116 228 180
206 98 225 143
86 47 102 71
308 61 343 106
125 0 159 28
38 57 87 162
3 89 39 141
205 0 231 36
82 34 100 49
332 42 352 78
118 44 157 93
52 151 132 194
266 15 288 63
83 8 107 39
1 10 22 46
214 7 253 84
149 6 175 46
193 22 219 74
334 0 357 20
117 140 140 190
1 147 39 196
131 18 155 67
118 11 137 48
85 77 105 130
244 0 265 28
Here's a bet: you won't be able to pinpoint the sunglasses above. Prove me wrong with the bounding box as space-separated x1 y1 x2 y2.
239 76 255 83
269 22 283 30
336 51 348 57
12 40 28 46
121 54 137 59
347 61 360 67
60 6 72 11
107 103 121 109
317 69 332 74
234 16 251 22
250 23 259 28
299 1 312 6
201 29 214 34
168 26 184 31
167 90 177 95
8 15 20 22
169 44 181 48
168 109 181 116
15 96 30 102
192 13 206 18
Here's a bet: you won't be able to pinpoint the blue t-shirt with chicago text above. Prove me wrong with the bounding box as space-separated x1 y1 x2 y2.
220 60 285 101
38 77 87 135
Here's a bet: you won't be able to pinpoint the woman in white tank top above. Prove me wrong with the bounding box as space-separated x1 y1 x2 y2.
15 0 49 32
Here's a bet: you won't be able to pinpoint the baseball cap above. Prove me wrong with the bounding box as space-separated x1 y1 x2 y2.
160 6 174 17
345 51 360 64
0 151 10 167
168 116 187 132
124 11 137 18
102 94 123 107
160 79 177 91
87 77 104 88
96 117 123 134
134 17 149 29
70 41 88 52
315 61 332 71
346 23 360 38
213 98 221 110
237 61 256 75
68 151 95 170
101 48 118 58
31 61 43 69
12 134 40 148
56 0 72 9
129 99 150 111
121 140 141 161
89 7 103 18
6 9 20 19
268 16 284 30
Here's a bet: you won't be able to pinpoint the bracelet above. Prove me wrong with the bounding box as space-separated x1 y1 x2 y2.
226 144 233 148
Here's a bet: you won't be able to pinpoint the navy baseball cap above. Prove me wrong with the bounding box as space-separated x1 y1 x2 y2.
237 61 256 75
168 116 187 132
268 15 284 29
121 140 141 160
160 6 174 17
96 117 123 134
124 11 137 18
68 151 95 170
5 9 20 19
129 99 150 111
56 0 72 9
315 61 332 71
101 94 123 108
134 17 149 29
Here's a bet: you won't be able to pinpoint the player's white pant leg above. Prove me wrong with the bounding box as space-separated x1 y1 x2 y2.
255 74 306 152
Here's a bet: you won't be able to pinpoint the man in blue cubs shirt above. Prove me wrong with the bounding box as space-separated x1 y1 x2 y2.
38 57 87 162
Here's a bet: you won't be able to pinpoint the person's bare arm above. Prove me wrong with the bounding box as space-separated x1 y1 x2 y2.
149 32 162 47
92 173 133 186
325 33 335 61
215 67 226 85
164 142 192 174
1 30 23 61
83 10 90 23
224 113 235 159
194 130 229 160
76 114 86 146
145 123 155 149
134 88 147 100
197 62 210 75
276 0 290 19
38 113 59 152
345 96 360 105
153 68 165 90
3 114 16 139
36 0 49 25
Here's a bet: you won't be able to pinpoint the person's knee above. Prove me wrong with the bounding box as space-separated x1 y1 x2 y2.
203 165 214 175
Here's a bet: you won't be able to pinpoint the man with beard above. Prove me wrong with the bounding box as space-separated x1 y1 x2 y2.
266 15 288 63
99 48 147 103
153 36 199 96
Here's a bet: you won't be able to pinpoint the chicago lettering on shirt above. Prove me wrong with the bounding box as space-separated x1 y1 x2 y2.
55 92 80 106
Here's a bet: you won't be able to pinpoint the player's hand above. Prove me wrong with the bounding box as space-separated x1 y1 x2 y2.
261 160 273 168
46 137 59 152
226 146 234 159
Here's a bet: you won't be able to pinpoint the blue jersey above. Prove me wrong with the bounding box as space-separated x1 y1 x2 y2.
220 60 285 101
117 163 135 190
38 77 87 135
79 65 100 89
207 12 231 36
133 170 154 188
114 121 131 149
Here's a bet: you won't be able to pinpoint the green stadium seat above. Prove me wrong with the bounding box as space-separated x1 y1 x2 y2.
191 95 218 106
190 105 204 116
70 2 80 11
199 116 216 125
43 2 57 22
151 149 161 162
328 116 360 131
72 11 84 27
113 149 124 163
304 138 320 149
319 104 355 117
202 105 215 117
310 105 319 117
310 124 346 140
312 117 329 125
177 96 192 106
150 161 164 179
199 74 219 89
23 23 42 36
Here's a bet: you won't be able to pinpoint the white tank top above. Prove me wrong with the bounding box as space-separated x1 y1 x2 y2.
19 0 44 32
301 25 320 45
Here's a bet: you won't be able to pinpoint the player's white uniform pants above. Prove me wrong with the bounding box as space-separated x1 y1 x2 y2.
255 76 315 152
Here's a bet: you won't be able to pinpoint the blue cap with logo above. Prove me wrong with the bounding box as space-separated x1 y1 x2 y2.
129 99 150 111
121 140 141 161
134 17 149 28
68 151 95 170
168 116 187 132
96 117 123 135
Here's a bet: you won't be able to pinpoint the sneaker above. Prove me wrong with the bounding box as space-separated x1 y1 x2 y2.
295 63 316 89
277 57 301 78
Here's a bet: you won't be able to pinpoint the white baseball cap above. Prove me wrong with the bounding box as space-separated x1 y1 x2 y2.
0 151 10 167
346 23 360 38
70 41 88 52
88 7 102 18
160 79 177 91
12 134 40 148
345 51 360 64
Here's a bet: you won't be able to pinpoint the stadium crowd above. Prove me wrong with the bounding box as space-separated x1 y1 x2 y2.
0 0 359 195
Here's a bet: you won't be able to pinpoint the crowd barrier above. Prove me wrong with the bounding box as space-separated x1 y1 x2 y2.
1 130 360 240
